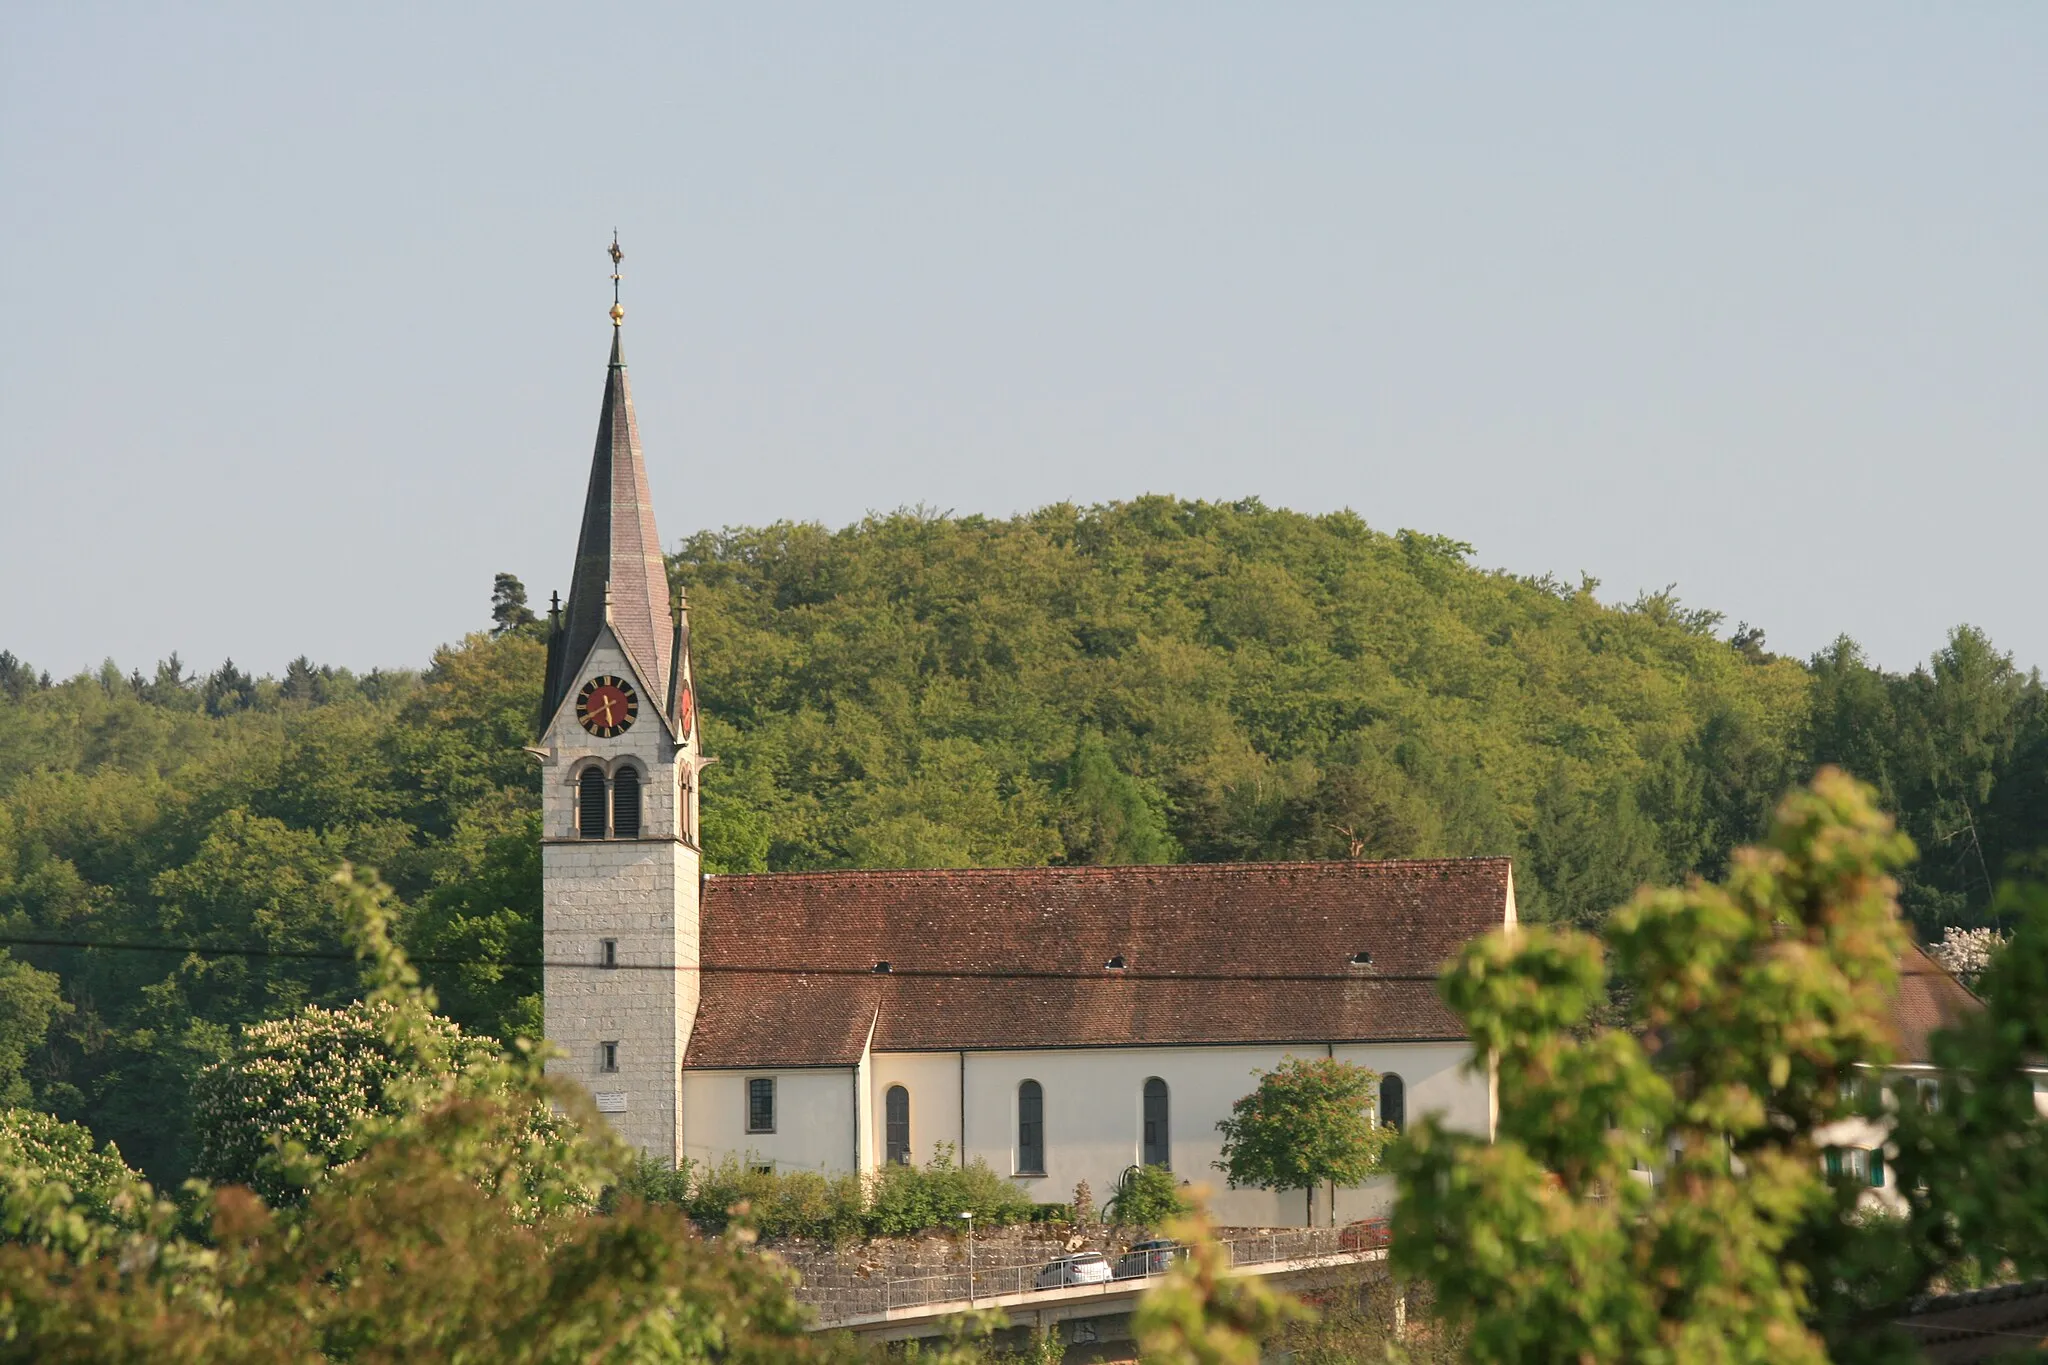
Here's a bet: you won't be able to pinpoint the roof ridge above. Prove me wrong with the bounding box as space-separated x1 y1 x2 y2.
705 856 1512 885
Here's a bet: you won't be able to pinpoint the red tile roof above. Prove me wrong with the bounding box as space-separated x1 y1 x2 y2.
684 858 1513 1069
1890 940 1982 1064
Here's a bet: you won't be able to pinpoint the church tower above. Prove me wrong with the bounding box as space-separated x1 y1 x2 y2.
538 238 701 1164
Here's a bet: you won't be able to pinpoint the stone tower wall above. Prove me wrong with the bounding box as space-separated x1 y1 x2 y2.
540 631 699 1164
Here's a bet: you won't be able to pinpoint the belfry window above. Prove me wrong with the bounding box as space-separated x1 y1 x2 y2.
612 767 642 838
884 1085 911 1166
578 768 608 838
576 765 646 840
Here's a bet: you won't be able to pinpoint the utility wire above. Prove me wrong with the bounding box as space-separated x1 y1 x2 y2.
0 934 1443 983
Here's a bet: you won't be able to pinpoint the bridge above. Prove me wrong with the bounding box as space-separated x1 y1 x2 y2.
802 1229 1391 1345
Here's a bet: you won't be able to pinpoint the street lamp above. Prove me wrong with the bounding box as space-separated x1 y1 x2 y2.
960 1211 975 1304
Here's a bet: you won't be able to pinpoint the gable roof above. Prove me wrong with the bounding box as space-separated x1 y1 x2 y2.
1890 939 1983 1064
684 858 1513 1069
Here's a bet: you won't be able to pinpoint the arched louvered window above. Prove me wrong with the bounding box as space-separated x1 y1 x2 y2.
1017 1080 1044 1175
1379 1074 1405 1132
578 767 608 839
884 1085 911 1166
611 767 642 839
1142 1077 1170 1167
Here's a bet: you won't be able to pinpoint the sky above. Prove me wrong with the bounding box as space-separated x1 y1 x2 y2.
2 4 2043 682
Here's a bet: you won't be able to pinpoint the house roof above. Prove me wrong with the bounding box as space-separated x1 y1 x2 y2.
683 858 1513 1069
1890 940 1983 1064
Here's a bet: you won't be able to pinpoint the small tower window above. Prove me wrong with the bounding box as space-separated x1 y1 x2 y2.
601 939 618 969
884 1085 911 1166
578 767 608 838
600 1041 619 1073
612 766 642 839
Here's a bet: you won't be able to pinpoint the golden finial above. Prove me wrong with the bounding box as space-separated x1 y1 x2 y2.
608 231 625 326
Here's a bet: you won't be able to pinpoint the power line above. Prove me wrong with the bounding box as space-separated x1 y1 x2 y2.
0 933 1442 983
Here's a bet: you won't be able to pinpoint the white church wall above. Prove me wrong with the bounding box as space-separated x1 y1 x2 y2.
682 1068 857 1174
868 1052 964 1169
839 1039 1490 1228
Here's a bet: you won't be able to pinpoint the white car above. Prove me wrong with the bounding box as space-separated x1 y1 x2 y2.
1034 1253 1114 1289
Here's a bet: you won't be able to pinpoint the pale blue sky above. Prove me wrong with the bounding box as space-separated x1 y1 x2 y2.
2 4 2042 680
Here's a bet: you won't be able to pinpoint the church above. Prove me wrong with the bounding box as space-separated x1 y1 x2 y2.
535 271 1511 1226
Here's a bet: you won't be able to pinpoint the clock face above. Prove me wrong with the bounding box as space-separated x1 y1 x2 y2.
676 682 695 740
576 676 637 738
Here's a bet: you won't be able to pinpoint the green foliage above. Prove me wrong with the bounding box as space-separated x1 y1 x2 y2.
1213 1057 1392 1215
191 996 498 1205
1391 770 1915 1363
0 952 66 1106
0 868 860 1365
620 1144 1033 1243
1102 1162 1192 1228
866 1142 1036 1237
1131 1205 1310 1365
0 1107 147 1243
665 1155 869 1242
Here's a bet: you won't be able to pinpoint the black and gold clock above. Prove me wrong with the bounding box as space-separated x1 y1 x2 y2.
576 675 638 738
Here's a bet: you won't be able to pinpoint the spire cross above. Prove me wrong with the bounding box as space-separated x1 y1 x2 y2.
608 231 625 327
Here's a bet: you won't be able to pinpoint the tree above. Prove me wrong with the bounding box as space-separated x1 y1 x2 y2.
1057 730 1181 864
191 997 498 1205
0 1107 147 1243
1214 1057 1393 1226
491 572 540 637
1391 769 1915 1363
0 952 66 1106
1103 1162 1192 1228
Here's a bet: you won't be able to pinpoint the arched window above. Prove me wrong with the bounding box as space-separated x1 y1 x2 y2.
577 767 608 839
1017 1080 1044 1175
884 1085 911 1166
1379 1074 1405 1132
1142 1077 1170 1167
611 766 642 839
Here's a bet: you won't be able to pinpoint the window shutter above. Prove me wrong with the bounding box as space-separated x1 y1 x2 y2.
612 767 642 838
578 768 608 838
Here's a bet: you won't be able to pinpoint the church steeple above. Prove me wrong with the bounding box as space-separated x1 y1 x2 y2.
541 239 675 734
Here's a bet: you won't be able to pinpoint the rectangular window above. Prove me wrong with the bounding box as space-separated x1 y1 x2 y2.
600 1041 619 1073
601 939 618 969
1867 1148 1885 1188
747 1077 775 1134
1824 1148 1843 1178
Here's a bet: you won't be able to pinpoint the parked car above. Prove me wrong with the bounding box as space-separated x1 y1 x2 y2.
1034 1253 1114 1289
1113 1239 1187 1279
1338 1218 1391 1252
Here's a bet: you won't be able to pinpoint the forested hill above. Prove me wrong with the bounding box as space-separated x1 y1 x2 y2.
0 496 2041 1183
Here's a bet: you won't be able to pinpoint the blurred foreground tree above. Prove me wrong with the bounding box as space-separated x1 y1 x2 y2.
1392 769 2048 1362
0 869 862 1364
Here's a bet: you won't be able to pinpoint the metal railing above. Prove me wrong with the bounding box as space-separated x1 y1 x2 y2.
798 1224 1389 1325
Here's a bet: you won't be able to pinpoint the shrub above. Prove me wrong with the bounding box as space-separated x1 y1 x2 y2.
1029 1202 1074 1224
866 1143 1035 1237
1103 1163 1192 1228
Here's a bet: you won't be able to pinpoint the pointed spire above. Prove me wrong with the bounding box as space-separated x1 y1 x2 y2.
539 240 674 734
